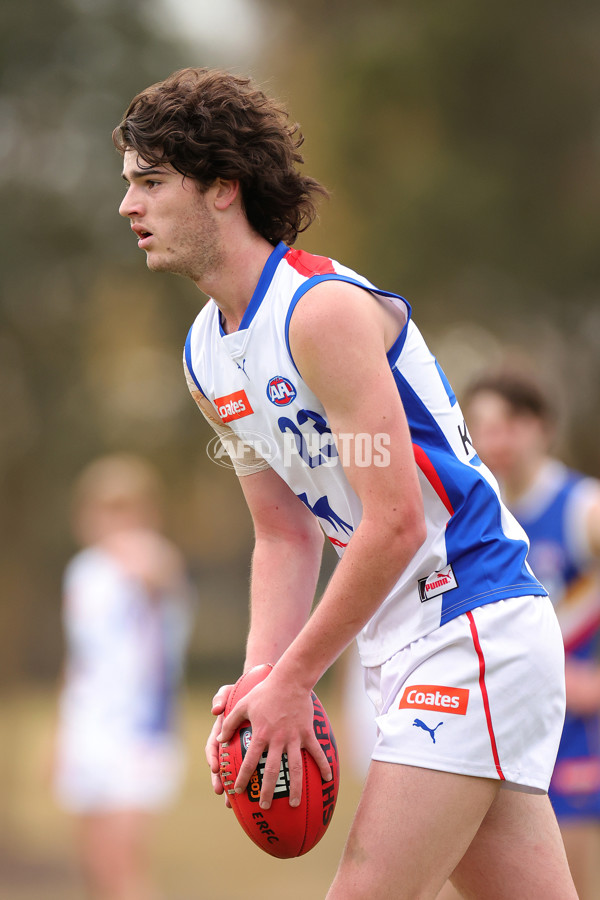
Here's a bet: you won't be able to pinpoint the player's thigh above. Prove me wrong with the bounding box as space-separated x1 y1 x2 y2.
327 761 499 900
449 789 577 900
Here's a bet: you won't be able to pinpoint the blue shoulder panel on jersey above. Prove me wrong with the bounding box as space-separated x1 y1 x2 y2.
284 273 413 374
235 241 289 333
391 366 544 621
184 325 203 393
435 359 457 406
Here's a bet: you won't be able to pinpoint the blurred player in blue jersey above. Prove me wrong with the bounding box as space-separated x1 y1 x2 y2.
465 367 600 900
113 68 577 899
53 454 193 900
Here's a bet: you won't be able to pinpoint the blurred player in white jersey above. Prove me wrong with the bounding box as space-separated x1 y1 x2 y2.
113 68 577 899
53 454 193 900
462 367 600 900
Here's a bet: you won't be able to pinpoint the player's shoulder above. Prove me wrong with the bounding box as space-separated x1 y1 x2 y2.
185 299 220 354
64 546 110 582
564 467 600 518
289 278 382 335
544 459 597 506
287 279 397 382
63 547 126 622
64 546 129 597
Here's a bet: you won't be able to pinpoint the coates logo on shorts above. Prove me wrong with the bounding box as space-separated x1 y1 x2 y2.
214 389 253 423
399 684 470 715
267 375 297 406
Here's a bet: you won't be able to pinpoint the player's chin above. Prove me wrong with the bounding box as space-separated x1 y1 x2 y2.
145 253 167 271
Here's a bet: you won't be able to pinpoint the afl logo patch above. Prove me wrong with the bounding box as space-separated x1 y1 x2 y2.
241 727 252 753
267 375 297 406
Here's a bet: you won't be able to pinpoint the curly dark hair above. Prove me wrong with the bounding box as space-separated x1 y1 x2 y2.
112 67 329 246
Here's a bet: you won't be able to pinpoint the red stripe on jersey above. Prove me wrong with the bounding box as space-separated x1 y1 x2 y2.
467 610 505 781
285 248 336 276
412 444 454 516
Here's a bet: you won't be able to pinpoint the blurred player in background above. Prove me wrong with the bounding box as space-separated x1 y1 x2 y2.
463 367 600 900
114 68 577 899
53 454 194 900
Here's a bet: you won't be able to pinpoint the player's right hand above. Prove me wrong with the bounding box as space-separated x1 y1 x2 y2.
206 683 234 807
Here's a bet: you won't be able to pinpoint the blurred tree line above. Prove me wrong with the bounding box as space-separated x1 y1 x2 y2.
0 0 599 684
265 0 600 429
0 0 257 685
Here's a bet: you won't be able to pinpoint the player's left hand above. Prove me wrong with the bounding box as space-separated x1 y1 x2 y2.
206 683 234 807
217 671 332 810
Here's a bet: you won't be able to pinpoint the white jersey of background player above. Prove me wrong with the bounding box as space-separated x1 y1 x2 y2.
56 543 190 811
53 455 193 900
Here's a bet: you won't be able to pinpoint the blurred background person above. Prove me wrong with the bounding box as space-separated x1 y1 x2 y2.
461 367 600 900
52 454 194 900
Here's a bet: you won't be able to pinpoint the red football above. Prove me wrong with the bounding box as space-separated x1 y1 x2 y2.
219 664 340 859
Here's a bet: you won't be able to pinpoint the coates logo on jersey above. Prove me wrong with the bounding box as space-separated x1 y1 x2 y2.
267 375 297 406
215 389 253 423
399 684 469 716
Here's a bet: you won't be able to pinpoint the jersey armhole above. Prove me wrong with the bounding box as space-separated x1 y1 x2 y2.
283 274 412 374
184 325 204 394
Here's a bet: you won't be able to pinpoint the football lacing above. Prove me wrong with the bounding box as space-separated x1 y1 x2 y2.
220 746 236 792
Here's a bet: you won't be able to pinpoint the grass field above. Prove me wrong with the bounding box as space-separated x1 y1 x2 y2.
0 682 364 900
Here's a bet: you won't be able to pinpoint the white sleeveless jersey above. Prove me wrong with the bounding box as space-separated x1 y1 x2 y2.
185 242 546 666
59 547 191 742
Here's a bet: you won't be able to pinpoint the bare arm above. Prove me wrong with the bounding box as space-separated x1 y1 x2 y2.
206 465 324 798
241 467 325 668
219 281 426 807
272 281 426 683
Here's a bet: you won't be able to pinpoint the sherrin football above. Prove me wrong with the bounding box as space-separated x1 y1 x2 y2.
219 663 340 858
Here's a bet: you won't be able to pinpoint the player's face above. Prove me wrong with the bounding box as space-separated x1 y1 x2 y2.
466 391 547 482
74 496 156 545
119 149 222 281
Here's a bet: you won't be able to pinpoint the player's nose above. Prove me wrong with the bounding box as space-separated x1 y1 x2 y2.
119 184 142 218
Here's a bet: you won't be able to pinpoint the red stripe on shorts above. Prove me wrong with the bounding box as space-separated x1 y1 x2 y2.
466 610 505 781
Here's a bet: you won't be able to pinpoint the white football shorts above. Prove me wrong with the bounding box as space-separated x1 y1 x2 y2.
364 595 566 793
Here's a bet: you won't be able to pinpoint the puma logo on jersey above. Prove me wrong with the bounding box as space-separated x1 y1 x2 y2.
399 684 469 715
214 389 253 423
418 564 458 601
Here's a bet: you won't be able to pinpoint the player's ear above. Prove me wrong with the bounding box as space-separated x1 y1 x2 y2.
213 179 240 211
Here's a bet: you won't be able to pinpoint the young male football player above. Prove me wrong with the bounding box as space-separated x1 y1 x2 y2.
114 68 577 899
